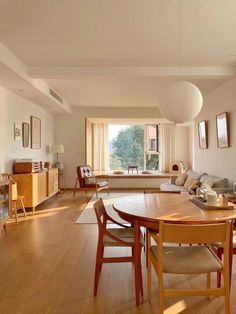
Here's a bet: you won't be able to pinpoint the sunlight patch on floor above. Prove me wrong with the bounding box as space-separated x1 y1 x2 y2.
164 300 187 313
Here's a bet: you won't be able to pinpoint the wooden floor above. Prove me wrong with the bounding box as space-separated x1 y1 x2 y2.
0 191 235 314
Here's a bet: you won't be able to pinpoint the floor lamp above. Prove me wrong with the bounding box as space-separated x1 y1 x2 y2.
51 144 64 190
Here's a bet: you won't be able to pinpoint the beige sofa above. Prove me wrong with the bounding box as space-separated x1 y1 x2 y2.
160 170 232 195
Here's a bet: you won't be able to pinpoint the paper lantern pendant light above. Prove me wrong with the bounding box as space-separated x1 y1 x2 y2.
159 0 203 123
160 80 203 123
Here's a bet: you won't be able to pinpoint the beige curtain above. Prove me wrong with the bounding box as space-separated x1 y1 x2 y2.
92 123 108 172
159 124 175 172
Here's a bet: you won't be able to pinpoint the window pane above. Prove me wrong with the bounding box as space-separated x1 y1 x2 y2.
146 125 157 152
145 154 159 170
109 125 144 170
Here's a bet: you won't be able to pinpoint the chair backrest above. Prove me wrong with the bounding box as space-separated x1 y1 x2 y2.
8 176 18 201
76 165 94 188
158 220 231 246
93 198 108 231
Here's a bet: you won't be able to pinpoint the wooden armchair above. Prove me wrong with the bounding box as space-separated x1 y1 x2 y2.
73 165 109 198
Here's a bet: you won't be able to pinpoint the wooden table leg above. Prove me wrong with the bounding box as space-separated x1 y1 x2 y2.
134 219 142 306
229 220 233 288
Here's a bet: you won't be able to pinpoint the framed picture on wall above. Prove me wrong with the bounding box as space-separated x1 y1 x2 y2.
216 112 229 148
30 116 41 149
22 122 29 147
198 120 208 149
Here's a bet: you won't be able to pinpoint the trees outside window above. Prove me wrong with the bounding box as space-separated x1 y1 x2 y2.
109 124 159 171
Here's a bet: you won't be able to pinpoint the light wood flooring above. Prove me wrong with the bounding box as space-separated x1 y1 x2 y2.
0 191 235 314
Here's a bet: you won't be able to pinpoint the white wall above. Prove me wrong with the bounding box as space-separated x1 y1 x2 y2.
0 86 54 173
194 79 236 184
55 106 191 187
175 126 192 168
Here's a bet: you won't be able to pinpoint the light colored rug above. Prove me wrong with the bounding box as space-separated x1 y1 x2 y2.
75 192 141 224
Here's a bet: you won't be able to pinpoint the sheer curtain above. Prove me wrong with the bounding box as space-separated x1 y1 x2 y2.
92 123 108 172
159 124 175 172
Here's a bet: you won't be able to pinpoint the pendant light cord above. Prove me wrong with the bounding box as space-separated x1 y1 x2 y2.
179 0 182 78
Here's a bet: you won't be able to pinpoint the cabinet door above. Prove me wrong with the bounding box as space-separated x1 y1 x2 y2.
47 170 54 196
11 174 34 207
36 172 47 203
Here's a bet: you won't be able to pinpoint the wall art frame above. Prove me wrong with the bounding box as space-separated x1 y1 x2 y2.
30 116 41 149
216 112 229 148
22 122 30 147
198 120 208 149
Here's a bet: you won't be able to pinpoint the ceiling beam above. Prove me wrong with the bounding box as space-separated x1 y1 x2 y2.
28 66 236 79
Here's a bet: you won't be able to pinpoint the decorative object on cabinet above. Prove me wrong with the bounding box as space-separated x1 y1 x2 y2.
22 122 29 147
51 144 64 169
30 116 41 149
216 112 229 148
14 123 22 141
13 159 40 173
11 168 59 214
198 120 208 149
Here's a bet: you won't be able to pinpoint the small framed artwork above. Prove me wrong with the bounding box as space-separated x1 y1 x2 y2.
30 116 41 149
198 120 208 149
22 122 29 147
216 112 229 148
14 123 22 141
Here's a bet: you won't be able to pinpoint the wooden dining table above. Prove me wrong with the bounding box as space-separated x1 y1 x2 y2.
113 193 236 306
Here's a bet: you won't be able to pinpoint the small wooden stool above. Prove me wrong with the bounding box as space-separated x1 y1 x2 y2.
128 165 138 174
12 195 27 224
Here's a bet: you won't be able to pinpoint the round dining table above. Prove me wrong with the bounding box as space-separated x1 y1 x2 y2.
113 193 236 306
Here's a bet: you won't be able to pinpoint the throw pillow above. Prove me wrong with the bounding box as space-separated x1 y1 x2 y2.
175 172 187 186
201 177 214 189
184 177 201 191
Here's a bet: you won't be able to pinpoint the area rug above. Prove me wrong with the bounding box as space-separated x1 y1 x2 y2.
75 192 141 224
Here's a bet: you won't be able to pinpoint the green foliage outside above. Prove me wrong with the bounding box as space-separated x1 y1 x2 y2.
110 125 144 170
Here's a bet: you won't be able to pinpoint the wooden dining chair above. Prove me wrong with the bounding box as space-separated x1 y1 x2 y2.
144 190 181 266
93 198 144 296
147 220 231 314
213 230 236 287
9 177 27 224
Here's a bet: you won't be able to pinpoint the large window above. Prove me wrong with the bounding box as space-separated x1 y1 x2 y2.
108 124 159 171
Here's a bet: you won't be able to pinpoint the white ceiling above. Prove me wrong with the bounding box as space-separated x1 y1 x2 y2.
0 0 236 110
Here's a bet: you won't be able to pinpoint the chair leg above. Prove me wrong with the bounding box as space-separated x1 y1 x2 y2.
20 198 27 220
3 223 7 231
13 201 18 224
94 240 104 296
207 272 211 289
147 256 151 299
217 248 223 287
73 179 78 197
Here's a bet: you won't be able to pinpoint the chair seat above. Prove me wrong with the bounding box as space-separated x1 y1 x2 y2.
213 231 236 248
84 180 108 188
104 228 144 246
151 245 222 274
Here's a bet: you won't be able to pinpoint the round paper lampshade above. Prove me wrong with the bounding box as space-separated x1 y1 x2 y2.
160 81 203 123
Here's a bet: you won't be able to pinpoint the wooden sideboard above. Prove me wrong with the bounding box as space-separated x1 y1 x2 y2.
11 168 59 214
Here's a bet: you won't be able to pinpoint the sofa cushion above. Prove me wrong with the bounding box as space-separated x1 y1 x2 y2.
187 170 205 180
160 182 186 193
175 172 187 186
213 178 229 188
200 175 229 188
